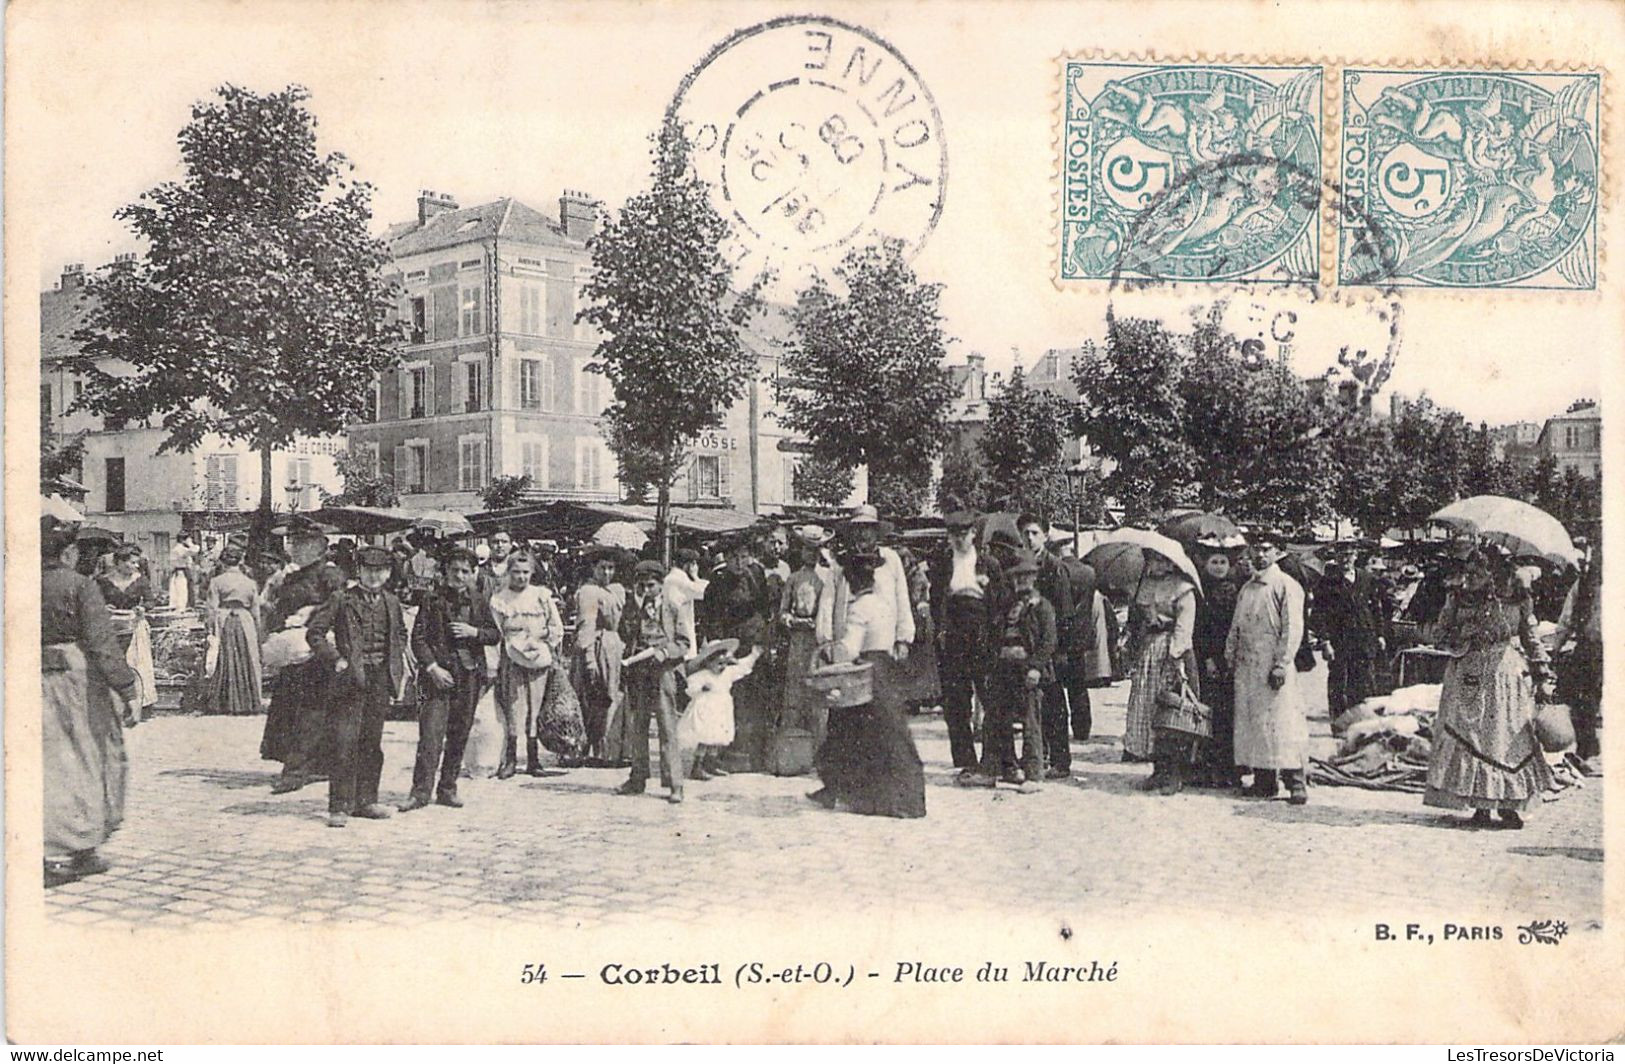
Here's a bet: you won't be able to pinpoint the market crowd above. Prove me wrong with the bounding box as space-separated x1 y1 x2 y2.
40 497 1603 887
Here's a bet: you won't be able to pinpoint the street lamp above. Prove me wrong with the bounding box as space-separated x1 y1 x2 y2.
1064 460 1090 557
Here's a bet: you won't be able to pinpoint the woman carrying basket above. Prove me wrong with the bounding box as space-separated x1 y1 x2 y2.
806 550 926 819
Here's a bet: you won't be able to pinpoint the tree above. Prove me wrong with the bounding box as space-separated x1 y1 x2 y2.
936 444 993 514
1073 317 1196 523
479 474 534 511
579 120 760 560
791 455 856 508
979 366 1082 520
42 430 89 491
321 448 401 508
778 240 959 517
70 84 402 551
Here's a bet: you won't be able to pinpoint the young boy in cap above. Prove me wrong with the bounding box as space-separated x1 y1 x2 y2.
307 545 409 827
401 547 499 812
962 550 1055 791
618 559 692 802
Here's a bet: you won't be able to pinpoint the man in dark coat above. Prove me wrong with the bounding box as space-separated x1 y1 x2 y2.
262 518 347 794
307 546 409 827
401 547 499 812
1018 514 1076 779
961 550 1055 791
1313 545 1393 720
703 534 773 770
930 512 1006 772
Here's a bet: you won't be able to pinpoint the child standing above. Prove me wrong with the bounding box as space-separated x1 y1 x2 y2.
679 639 762 781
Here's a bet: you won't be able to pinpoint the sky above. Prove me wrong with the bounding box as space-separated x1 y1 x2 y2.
12 0 1613 428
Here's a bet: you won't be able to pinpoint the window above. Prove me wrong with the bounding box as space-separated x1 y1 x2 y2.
546 260 574 337
460 285 484 336
784 456 800 504
577 358 604 416
364 378 381 423
396 442 429 494
205 454 240 510
520 284 543 334
519 436 549 487
105 457 126 513
575 437 605 492
695 451 721 497
463 359 484 413
520 358 550 411
359 442 380 477
401 365 433 419
41 384 53 424
459 435 488 491
409 297 427 343
72 379 84 404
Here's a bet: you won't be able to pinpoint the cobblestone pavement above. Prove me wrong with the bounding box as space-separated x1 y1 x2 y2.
45 677 1602 929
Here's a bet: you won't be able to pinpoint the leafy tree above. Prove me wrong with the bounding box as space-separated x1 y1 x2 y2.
69 85 403 551
322 448 401 508
979 366 1084 521
777 240 959 517
42 430 89 491
1073 317 1196 523
1328 417 1396 538
479 474 534 511
579 120 760 559
936 444 993 514
791 455 857 508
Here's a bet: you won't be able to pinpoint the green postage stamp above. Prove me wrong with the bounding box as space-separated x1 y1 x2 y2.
1340 68 1601 290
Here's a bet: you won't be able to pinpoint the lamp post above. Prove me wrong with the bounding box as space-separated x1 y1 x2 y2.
1064 460 1090 557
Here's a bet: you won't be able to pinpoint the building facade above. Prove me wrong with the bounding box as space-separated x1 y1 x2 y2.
353 190 808 517
40 264 341 578
1536 400 1602 477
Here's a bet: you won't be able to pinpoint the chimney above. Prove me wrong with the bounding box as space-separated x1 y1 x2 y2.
560 189 601 241
417 189 458 227
60 263 85 289
965 352 987 401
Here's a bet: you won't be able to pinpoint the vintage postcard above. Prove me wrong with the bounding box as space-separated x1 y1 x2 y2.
5 0 1622 1046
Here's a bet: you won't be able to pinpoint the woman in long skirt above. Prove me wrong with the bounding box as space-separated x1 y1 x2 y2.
1425 547 1556 829
168 533 199 610
1122 557 1199 776
42 521 139 887
572 552 626 764
808 550 926 819
779 532 831 751
97 545 157 726
205 545 263 715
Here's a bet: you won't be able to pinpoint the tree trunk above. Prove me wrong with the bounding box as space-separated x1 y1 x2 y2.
656 478 672 567
251 438 276 562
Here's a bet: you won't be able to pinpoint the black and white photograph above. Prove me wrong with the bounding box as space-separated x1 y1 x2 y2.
5 0 1621 1047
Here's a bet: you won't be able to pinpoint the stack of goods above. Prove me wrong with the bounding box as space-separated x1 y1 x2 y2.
1309 684 1441 793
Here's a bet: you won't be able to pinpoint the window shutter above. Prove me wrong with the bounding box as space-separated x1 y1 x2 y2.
719 454 733 500
473 286 485 334
457 360 470 412
427 365 439 417
398 369 411 419
393 445 409 487
688 456 700 502
555 355 573 414
421 445 431 493
541 358 555 411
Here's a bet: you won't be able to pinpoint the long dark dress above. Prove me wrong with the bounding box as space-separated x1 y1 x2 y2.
43 563 137 861
814 592 926 819
207 569 263 715
1194 573 1240 783
260 560 346 774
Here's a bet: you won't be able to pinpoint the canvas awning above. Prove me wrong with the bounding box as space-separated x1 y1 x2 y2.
468 500 760 540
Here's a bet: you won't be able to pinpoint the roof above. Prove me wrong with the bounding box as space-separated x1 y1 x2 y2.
1544 404 1600 423
385 197 585 258
40 286 94 364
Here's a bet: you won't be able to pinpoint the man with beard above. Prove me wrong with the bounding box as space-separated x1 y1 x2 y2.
261 516 347 795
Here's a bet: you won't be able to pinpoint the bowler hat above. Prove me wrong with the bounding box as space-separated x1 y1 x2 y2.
1006 550 1041 577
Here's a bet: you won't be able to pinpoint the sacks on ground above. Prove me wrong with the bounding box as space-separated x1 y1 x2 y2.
1332 683 1442 735
1339 712 1421 755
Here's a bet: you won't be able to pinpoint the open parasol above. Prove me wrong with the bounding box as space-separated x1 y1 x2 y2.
1278 545 1326 591
1157 511 1248 550
42 493 85 523
592 520 650 551
1084 528 1203 595
1429 495 1579 567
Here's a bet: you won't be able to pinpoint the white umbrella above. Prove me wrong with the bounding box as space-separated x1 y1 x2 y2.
42 493 85 523
1430 495 1579 567
593 520 649 550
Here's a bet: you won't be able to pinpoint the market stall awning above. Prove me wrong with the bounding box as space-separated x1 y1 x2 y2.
468 501 760 539
312 505 475 537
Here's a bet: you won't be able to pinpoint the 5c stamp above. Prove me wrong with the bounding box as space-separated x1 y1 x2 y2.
1339 68 1601 289
1060 61 1323 285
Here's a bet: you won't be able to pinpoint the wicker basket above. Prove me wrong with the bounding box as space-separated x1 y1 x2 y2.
803 661 874 708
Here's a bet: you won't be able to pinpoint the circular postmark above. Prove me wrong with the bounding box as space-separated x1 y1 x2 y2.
667 16 948 300
1104 152 1407 421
